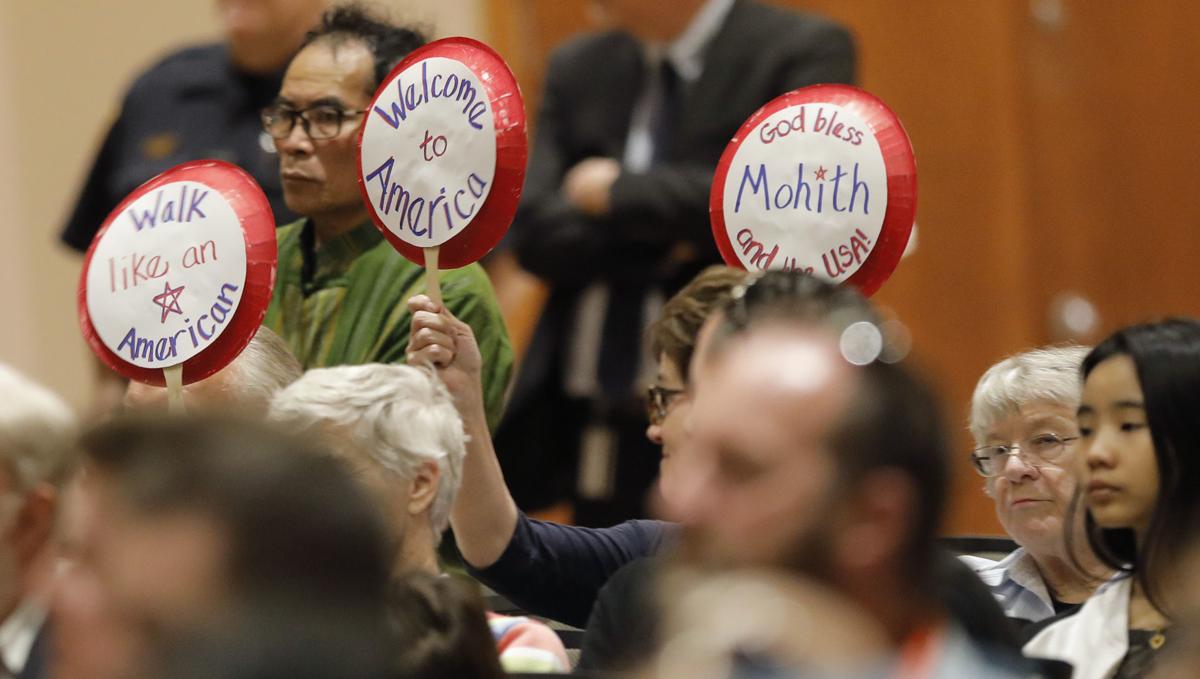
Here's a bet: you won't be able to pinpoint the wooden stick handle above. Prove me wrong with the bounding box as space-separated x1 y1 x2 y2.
424 246 443 307
163 365 185 414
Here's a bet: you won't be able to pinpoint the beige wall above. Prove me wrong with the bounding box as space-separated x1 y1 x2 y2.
0 1 484 411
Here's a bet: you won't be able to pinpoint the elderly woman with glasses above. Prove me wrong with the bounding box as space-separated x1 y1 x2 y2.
964 346 1109 627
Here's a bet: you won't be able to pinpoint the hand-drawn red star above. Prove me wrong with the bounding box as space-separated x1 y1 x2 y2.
152 281 185 323
814 166 828 181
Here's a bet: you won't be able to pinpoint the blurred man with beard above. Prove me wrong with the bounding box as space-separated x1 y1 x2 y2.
663 313 1040 676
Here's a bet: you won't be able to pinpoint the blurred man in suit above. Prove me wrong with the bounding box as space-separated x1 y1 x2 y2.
499 0 856 525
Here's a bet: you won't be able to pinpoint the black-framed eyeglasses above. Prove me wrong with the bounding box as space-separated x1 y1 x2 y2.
969 434 1080 478
260 104 368 141
646 385 686 426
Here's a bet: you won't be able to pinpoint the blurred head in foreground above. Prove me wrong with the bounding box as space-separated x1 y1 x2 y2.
57 416 391 678
670 271 949 643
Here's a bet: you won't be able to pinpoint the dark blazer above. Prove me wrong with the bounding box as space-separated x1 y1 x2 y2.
505 0 856 415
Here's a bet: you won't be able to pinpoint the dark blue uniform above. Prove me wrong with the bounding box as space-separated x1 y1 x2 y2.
60 43 295 252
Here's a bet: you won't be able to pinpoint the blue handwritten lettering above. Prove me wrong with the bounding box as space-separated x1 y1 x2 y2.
186 189 208 221
735 164 769 213
371 63 487 131
114 282 242 365
732 162 870 216
128 191 163 230
126 185 210 231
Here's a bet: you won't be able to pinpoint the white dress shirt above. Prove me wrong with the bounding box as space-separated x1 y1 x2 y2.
1024 576 1132 679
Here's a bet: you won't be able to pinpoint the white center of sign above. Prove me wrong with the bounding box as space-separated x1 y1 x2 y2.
360 56 497 248
85 180 248 368
721 103 887 280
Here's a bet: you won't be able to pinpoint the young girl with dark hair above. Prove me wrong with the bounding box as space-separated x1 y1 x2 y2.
1025 318 1200 678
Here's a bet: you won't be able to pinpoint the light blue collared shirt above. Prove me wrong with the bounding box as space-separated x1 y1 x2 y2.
959 548 1059 623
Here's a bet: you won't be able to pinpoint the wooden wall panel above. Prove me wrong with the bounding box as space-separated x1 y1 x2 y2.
1017 0 1200 332
780 0 1034 535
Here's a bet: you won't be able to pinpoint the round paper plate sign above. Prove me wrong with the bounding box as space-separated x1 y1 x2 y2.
78 160 277 386
710 85 917 296
358 37 527 269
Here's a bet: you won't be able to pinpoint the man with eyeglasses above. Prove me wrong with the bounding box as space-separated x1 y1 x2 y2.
964 346 1111 630
259 6 513 431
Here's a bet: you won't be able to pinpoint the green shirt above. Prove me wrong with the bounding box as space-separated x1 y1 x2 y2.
263 218 513 431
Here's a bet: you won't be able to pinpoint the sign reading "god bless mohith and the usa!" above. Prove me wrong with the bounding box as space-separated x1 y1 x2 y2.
358 38 527 269
711 85 917 297
78 161 277 385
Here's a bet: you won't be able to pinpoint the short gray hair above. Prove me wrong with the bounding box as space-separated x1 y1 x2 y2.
0 364 76 490
224 326 303 410
969 345 1090 444
268 364 465 536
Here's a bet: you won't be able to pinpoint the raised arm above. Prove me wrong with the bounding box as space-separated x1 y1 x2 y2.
407 295 518 568
408 295 675 626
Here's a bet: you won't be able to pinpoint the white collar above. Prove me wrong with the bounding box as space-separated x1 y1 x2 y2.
649 0 737 82
0 598 46 675
1024 575 1131 675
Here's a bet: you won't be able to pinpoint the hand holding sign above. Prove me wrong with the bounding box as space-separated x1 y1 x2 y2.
710 85 917 296
78 160 277 408
357 37 527 302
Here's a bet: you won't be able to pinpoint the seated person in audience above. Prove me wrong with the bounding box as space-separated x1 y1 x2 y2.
407 265 746 628
964 346 1109 626
55 416 393 679
1025 319 1200 679
666 304 1034 676
411 270 1027 669
268 365 569 673
387 572 507 679
123 325 301 414
258 5 512 430
0 366 76 679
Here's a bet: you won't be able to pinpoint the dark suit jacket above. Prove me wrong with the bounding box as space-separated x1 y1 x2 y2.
505 0 856 415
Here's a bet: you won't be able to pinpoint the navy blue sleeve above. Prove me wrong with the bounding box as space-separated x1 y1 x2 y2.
60 116 124 252
466 512 674 628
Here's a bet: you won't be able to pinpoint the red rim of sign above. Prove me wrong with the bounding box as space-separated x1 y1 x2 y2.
709 84 917 297
357 37 527 269
77 160 278 386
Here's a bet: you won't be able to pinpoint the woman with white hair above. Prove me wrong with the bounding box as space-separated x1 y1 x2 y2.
964 346 1109 627
268 364 569 673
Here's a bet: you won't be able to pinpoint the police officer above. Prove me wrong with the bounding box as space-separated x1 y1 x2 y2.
60 0 328 252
